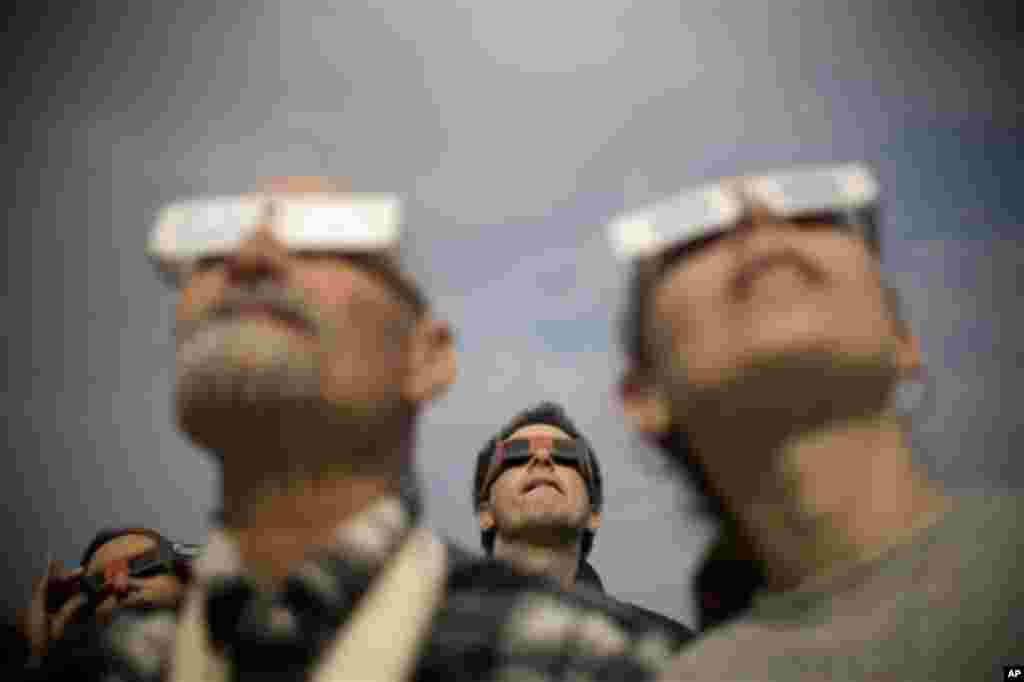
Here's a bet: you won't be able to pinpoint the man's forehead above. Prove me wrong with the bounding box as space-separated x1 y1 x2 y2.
249 175 352 195
89 534 157 568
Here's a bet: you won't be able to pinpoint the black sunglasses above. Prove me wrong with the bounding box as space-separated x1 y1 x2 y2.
480 436 594 501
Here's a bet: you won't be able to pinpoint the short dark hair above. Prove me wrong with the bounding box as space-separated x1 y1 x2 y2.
620 259 659 372
472 402 604 558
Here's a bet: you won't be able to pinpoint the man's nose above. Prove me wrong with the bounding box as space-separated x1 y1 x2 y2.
528 447 555 467
223 203 291 286
107 572 132 595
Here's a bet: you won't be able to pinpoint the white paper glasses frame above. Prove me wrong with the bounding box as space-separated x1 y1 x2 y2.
148 193 402 282
608 163 879 261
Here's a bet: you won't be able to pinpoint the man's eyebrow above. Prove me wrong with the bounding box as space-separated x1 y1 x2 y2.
306 250 426 314
657 231 728 272
346 252 428 314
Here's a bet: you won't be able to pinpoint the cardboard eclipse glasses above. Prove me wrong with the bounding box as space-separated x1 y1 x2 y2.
480 436 595 501
147 193 402 285
46 541 200 613
609 163 880 262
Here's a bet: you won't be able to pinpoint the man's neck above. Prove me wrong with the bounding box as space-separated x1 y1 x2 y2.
216 436 407 589
695 412 951 592
493 535 582 590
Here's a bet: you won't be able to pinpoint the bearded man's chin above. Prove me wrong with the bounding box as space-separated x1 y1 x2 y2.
175 363 321 449
177 324 320 405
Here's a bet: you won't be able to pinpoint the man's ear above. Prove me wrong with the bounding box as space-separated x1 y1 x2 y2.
618 367 672 438
882 283 923 380
403 318 456 403
587 510 602 532
477 503 495 531
894 329 925 381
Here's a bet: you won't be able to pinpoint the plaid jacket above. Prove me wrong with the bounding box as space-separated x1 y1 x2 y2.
31 494 689 682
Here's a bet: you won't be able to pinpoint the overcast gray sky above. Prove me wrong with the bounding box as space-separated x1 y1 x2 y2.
4 1 1021 627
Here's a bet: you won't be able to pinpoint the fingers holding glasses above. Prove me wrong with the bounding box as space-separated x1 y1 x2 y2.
22 560 85 662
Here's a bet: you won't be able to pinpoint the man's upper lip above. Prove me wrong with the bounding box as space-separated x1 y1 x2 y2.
521 476 564 494
219 303 309 330
231 303 285 318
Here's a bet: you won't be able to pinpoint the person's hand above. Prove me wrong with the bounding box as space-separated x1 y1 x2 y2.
170 528 448 682
17 558 89 664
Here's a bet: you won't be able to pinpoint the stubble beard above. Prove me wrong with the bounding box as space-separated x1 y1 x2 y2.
175 319 410 480
660 340 902 523
496 503 589 548
675 337 901 440
175 320 324 455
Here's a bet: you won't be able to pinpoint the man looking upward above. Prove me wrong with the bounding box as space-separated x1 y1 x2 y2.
38 175 688 682
473 402 694 643
19 527 194 672
610 164 1024 679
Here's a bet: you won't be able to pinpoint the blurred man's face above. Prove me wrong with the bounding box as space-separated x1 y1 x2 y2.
481 423 599 545
172 179 417 446
86 535 185 626
643 206 905 419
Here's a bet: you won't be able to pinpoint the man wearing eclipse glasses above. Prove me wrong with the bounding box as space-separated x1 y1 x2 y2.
473 403 604 592
609 164 1024 678
20 527 196 671
473 402 694 643
38 176 685 682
